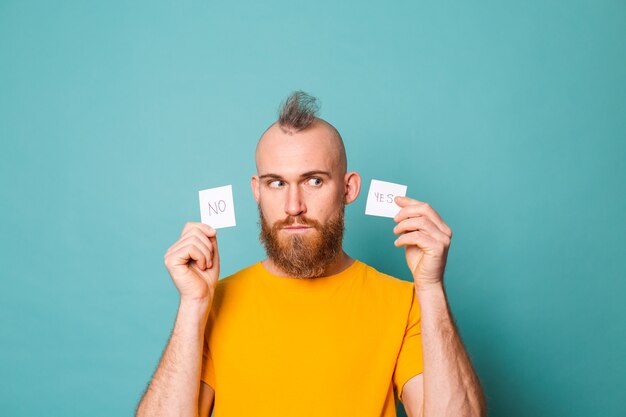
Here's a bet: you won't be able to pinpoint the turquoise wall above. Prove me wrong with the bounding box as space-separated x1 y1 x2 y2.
1 1 624 416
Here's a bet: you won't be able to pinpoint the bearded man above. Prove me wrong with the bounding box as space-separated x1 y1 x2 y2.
137 92 486 417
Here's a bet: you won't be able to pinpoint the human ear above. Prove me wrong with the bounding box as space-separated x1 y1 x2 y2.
251 175 260 203
343 171 361 205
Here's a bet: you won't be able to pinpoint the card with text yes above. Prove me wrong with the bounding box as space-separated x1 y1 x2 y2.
364 179 408 218
199 185 236 229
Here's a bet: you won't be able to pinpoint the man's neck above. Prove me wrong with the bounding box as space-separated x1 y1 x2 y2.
262 250 354 278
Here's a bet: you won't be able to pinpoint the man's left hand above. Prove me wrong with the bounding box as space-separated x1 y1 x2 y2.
392 196 453 290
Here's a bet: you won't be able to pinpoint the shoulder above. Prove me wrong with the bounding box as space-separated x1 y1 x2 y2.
358 260 414 290
356 260 416 307
210 262 260 306
216 262 259 287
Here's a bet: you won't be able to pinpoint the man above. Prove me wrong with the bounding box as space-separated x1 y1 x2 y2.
136 91 486 417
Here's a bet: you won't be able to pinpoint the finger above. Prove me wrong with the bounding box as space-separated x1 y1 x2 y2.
209 235 220 268
189 238 213 270
189 260 217 284
167 229 214 258
186 228 215 251
175 231 220 271
180 222 217 240
167 235 213 269
393 197 452 237
395 204 449 237
394 230 440 250
167 243 209 270
394 195 423 207
393 216 449 242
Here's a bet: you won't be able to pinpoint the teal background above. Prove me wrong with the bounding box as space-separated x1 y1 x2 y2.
1 1 624 416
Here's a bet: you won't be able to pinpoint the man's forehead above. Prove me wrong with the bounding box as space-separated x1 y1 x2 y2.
255 121 342 176
256 148 336 178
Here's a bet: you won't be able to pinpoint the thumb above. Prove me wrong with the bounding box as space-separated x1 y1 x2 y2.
394 195 420 206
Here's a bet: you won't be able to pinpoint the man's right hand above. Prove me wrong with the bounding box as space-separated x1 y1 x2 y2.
164 222 220 302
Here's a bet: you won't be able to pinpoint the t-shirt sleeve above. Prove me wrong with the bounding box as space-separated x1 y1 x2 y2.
392 287 423 402
200 329 216 390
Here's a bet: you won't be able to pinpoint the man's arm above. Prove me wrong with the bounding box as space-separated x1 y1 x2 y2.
401 285 486 417
136 300 211 416
393 197 486 417
136 222 220 417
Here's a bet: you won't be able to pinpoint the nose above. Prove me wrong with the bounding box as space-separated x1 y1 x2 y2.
285 185 306 217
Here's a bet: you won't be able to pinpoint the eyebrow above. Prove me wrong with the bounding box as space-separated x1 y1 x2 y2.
259 170 332 180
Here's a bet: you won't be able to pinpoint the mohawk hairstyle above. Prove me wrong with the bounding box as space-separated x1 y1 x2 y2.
277 91 320 133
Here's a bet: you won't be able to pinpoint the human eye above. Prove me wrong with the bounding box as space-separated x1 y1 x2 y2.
268 179 284 188
306 177 323 187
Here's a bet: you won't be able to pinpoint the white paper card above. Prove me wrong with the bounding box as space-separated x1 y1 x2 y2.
365 179 408 218
199 185 236 229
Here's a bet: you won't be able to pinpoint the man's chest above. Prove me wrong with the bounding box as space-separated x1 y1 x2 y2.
207 289 406 384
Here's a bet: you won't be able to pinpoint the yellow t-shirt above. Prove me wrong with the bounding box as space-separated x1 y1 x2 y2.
201 259 423 416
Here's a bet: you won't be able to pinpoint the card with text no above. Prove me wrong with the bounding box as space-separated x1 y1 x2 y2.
199 185 236 229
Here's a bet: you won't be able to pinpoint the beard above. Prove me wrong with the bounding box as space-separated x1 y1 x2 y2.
258 204 345 279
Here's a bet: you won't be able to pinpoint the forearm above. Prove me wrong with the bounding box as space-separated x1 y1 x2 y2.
417 284 486 417
136 299 211 417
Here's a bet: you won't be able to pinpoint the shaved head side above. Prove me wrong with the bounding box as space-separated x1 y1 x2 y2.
256 91 347 175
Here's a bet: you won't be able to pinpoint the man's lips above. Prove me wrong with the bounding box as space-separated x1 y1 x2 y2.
281 225 312 230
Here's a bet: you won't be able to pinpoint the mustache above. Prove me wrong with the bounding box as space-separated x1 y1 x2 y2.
274 216 322 229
